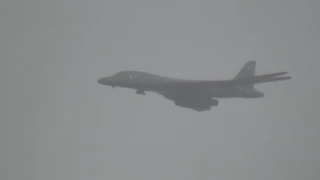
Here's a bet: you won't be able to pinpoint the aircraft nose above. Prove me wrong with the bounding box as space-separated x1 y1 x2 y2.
97 76 117 87
97 77 112 85
97 77 106 85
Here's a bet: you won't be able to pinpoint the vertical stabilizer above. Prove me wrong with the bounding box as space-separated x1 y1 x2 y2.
234 60 256 89
234 60 256 79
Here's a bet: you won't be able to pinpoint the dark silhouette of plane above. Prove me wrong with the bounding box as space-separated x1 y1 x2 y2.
97 61 291 111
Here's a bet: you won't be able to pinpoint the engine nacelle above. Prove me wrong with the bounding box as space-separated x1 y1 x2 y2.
174 98 219 111
135 89 146 95
242 88 264 98
211 99 219 106
236 86 264 98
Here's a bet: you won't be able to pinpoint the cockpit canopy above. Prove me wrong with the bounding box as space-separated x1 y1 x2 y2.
97 71 167 87
111 71 165 81
111 71 140 80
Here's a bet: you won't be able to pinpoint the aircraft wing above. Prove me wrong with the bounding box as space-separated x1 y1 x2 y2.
160 72 291 88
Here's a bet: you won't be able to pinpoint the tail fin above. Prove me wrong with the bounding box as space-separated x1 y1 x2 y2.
233 60 256 89
234 60 256 79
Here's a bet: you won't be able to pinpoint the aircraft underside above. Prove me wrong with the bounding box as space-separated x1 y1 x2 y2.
154 90 220 111
173 98 219 111
154 86 264 111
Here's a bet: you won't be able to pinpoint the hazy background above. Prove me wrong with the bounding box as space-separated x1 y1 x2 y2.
1 0 319 179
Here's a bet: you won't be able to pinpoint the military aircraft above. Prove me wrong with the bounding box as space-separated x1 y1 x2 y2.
97 61 291 111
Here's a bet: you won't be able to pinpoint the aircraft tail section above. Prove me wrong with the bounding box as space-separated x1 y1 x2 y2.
234 60 256 79
234 60 256 88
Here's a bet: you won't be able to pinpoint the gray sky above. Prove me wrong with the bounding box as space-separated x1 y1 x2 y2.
1 0 319 179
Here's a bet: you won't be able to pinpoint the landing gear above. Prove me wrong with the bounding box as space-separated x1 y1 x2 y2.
136 89 146 95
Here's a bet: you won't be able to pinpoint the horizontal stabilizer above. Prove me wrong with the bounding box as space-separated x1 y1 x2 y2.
234 76 291 85
242 72 288 79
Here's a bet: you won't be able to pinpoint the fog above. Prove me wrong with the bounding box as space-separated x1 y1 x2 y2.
1 0 319 179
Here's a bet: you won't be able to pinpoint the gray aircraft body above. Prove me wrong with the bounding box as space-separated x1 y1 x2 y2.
97 61 291 111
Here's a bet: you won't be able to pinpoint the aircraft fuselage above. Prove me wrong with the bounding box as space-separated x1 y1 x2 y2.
97 73 265 99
